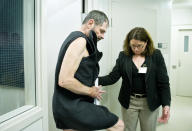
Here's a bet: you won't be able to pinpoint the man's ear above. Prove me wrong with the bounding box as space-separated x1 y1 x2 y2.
87 19 95 29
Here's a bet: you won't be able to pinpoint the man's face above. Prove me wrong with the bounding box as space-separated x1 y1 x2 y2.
93 21 108 41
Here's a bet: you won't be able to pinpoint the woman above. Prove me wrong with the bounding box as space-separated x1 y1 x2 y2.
99 27 171 131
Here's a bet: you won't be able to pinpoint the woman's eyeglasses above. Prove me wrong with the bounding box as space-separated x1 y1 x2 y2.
130 44 145 49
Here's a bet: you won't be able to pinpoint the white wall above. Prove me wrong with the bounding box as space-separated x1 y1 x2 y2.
156 1 171 72
172 8 192 25
45 0 82 131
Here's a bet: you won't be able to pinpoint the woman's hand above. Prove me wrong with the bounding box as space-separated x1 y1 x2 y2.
89 85 106 100
158 106 170 123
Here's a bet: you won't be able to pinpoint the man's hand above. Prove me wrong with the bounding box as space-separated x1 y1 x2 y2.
158 106 170 123
89 85 105 100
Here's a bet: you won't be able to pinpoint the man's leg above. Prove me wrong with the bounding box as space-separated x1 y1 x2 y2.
107 119 124 131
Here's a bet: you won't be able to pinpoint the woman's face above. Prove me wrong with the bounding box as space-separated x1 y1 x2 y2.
130 39 147 55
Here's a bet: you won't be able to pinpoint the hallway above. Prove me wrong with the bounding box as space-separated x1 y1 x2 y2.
157 96 192 131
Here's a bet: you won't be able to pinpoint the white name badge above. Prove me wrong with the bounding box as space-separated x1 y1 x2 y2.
138 67 147 73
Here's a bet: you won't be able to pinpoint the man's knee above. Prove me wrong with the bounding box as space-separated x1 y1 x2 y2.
116 119 124 130
109 119 124 131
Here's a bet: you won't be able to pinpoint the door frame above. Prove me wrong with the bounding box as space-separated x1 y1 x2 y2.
177 29 192 96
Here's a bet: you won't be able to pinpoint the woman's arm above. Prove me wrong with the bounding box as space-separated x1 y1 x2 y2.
156 49 171 106
99 52 122 86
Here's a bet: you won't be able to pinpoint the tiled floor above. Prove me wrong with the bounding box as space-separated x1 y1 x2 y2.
157 96 192 131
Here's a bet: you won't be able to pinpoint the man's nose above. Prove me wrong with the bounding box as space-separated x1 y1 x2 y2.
101 34 104 39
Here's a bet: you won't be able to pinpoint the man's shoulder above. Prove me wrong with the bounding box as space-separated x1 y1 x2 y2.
73 37 86 45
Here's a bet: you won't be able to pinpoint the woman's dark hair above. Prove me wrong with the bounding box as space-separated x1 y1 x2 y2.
123 27 155 56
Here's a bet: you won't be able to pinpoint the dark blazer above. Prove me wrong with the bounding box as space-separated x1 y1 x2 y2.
99 49 171 111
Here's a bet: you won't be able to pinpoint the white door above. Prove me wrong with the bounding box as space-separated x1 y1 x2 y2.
177 30 192 96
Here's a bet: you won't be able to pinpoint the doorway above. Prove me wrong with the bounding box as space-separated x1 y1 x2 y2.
176 29 192 97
